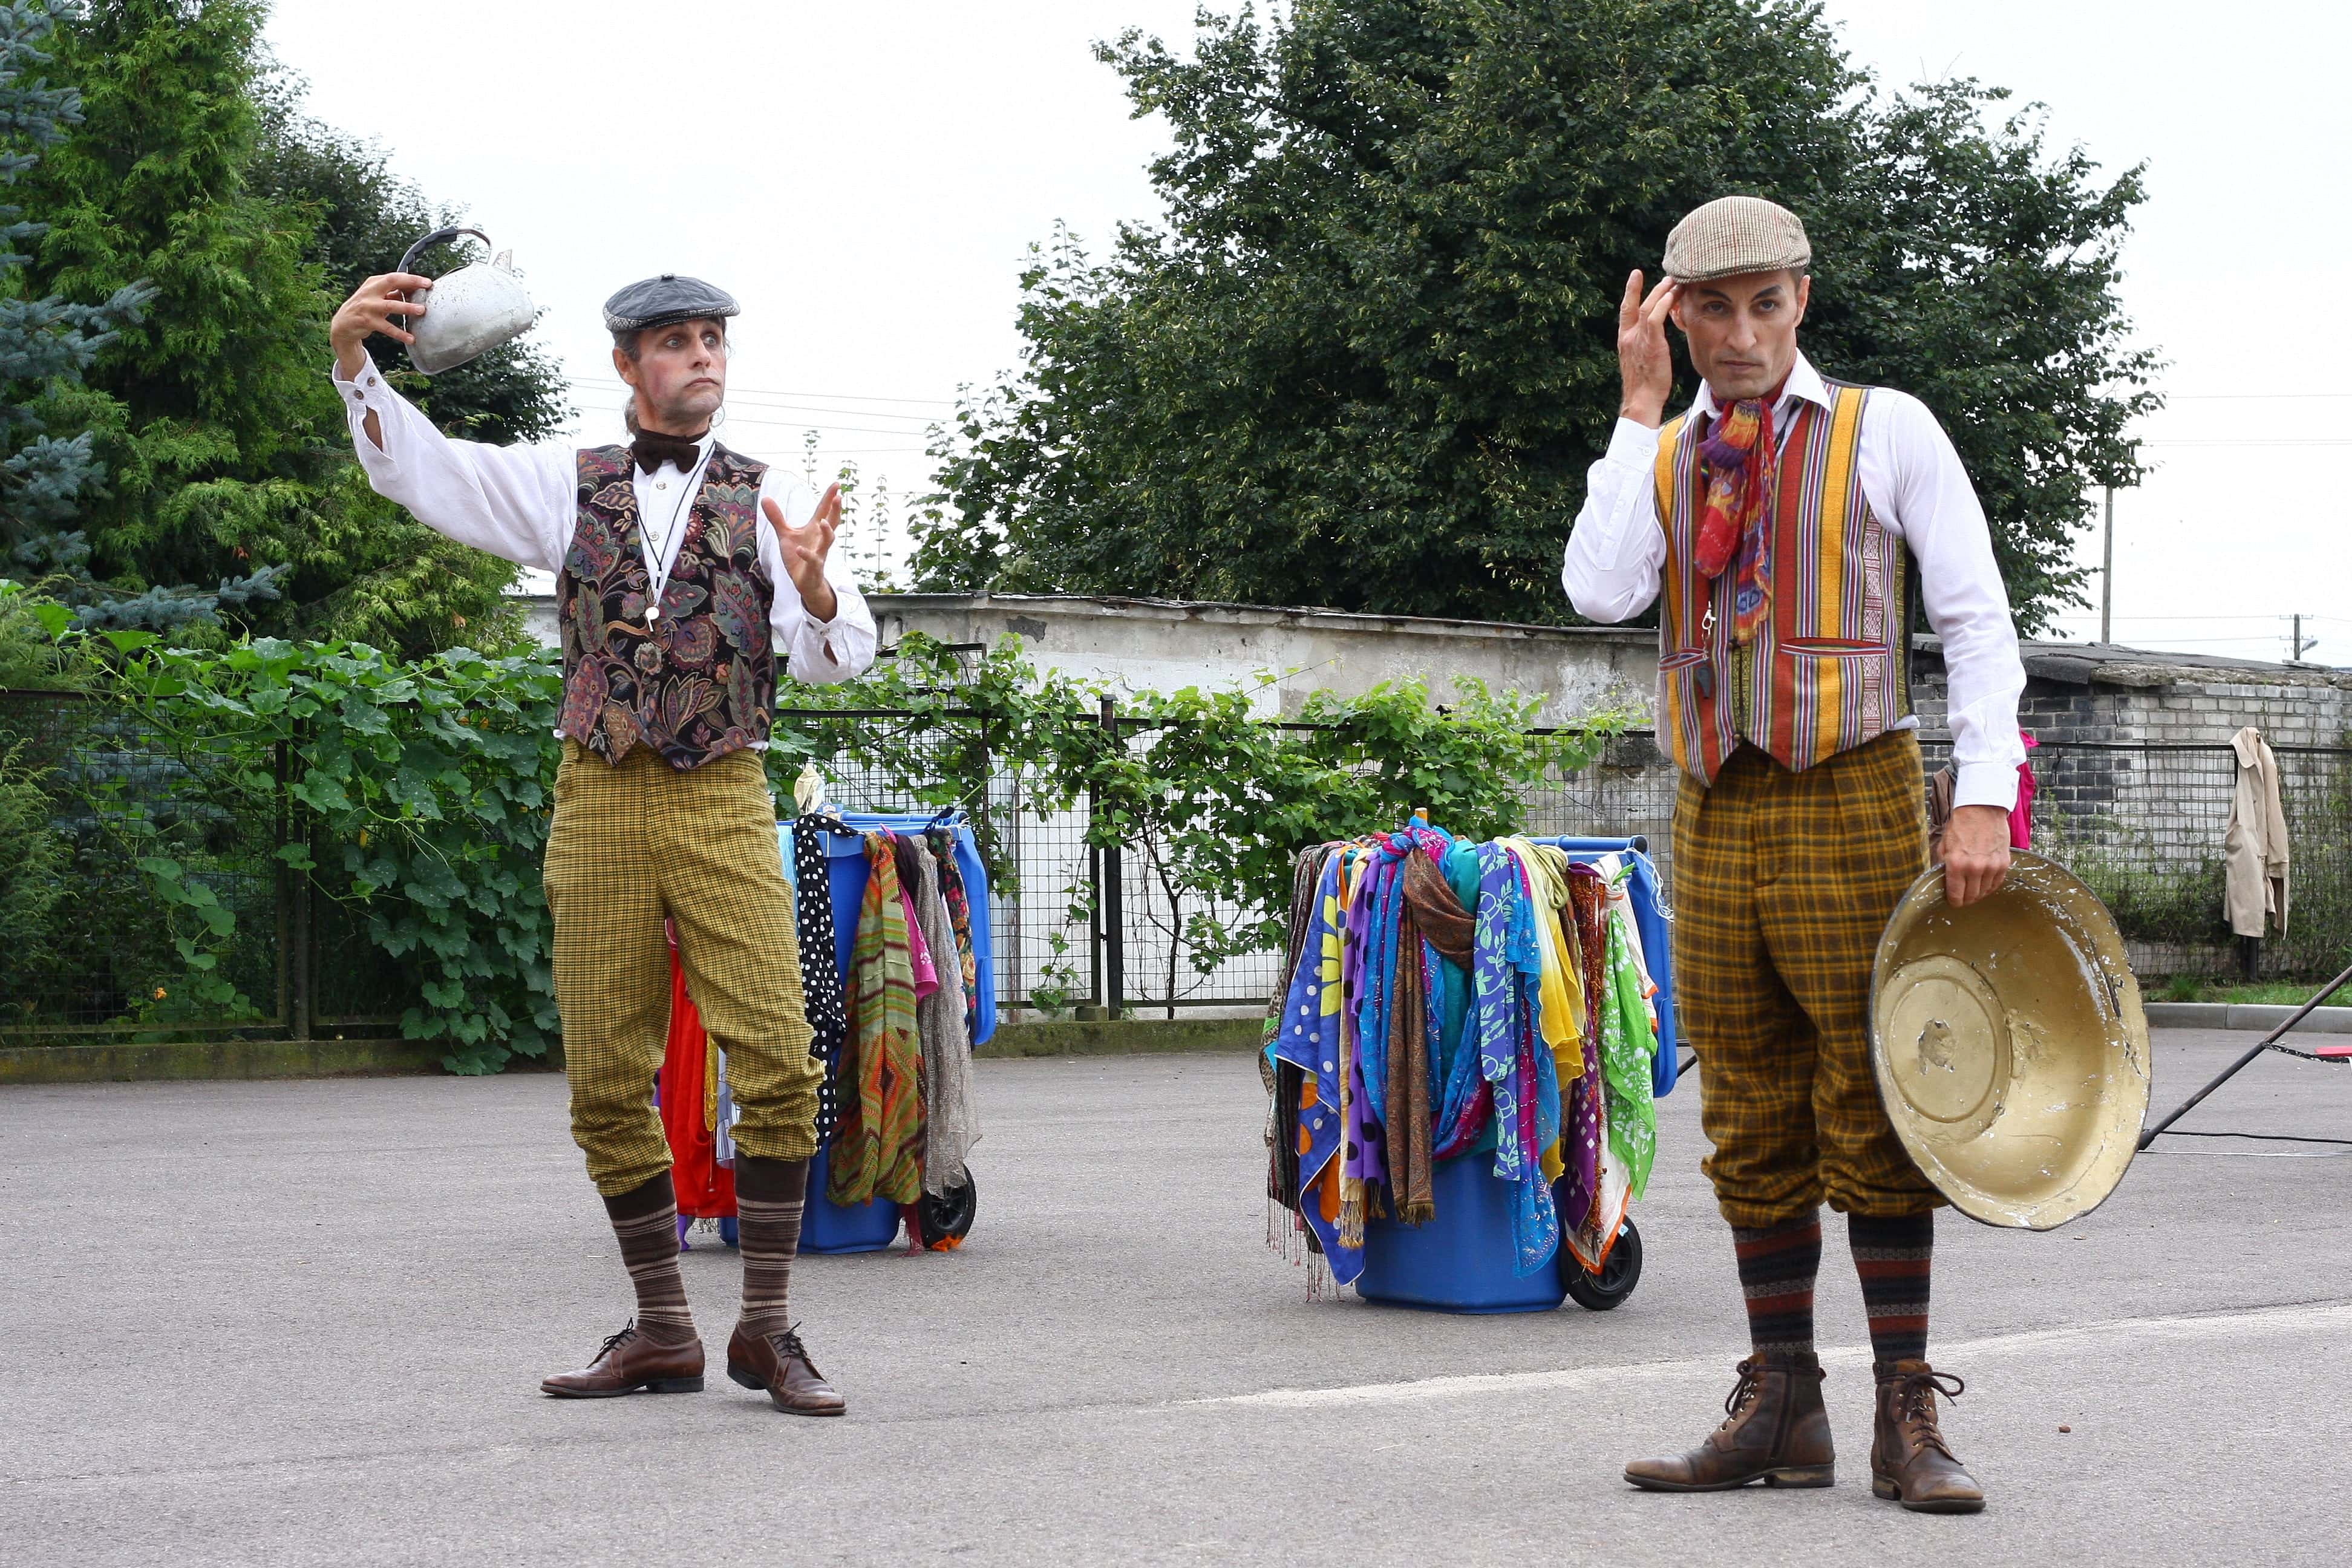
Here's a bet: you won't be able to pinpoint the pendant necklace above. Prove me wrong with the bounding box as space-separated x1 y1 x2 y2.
642 440 711 622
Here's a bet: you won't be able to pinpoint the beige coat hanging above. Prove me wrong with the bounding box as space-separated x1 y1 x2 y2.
2223 726 2290 939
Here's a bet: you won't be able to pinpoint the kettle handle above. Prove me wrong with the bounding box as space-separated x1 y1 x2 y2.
391 227 494 327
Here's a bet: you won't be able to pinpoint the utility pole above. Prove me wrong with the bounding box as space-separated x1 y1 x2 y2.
2292 613 2313 662
2099 485 2114 645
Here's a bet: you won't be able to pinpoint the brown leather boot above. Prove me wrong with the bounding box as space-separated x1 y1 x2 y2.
539 1321 705 1398
1871 1361 1985 1512
1624 1353 1835 1491
727 1322 848 1417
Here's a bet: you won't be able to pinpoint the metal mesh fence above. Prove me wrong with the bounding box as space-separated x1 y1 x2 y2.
0 690 406 1038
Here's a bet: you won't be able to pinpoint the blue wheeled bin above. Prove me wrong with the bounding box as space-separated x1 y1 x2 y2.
800 1146 901 1253
787 811 996 1254
1355 836 1676 1313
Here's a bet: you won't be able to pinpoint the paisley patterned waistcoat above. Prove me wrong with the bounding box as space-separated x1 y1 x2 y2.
1652 381 1914 786
556 443 777 769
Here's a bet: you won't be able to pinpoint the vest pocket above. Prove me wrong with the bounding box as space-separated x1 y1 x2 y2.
1781 637 1887 658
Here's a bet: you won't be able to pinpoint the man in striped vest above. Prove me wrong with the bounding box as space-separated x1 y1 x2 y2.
1564 197 2027 1512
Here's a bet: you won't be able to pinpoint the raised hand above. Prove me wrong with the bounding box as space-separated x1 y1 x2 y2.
330 272 433 381
765 482 842 624
1616 268 1678 428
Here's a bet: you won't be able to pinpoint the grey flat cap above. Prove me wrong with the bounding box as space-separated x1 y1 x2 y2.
602 273 740 333
1662 196 1811 283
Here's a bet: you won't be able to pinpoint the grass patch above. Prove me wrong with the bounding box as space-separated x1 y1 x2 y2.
2150 978 2352 1007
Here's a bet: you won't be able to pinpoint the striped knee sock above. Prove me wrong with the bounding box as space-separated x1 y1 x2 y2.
1733 1212 1821 1356
603 1172 697 1348
1849 1210 1933 1366
733 1155 809 1338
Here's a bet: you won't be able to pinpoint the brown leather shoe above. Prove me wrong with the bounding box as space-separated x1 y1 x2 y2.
727 1322 847 1416
1624 1353 1835 1491
1872 1360 1986 1513
539 1321 705 1398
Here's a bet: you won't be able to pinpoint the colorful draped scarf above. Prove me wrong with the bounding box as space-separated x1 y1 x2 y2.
830 832 923 1207
1265 847 1328 1221
1598 858 1661 1201
1471 842 1560 1276
1270 852 1359 1282
1561 867 1615 1267
926 826 981 1035
1696 395 1779 646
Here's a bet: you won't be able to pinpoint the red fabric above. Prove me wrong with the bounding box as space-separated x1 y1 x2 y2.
658 948 736 1218
2011 731 2038 851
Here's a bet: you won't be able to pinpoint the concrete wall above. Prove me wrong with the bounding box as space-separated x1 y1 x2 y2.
517 588 2351 746
521 590 1659 727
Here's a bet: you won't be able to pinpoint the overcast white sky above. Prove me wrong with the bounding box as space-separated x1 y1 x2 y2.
266 1 2348 664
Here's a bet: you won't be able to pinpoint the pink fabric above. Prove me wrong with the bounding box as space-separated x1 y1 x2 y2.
2010 731 2038 850
900 888 939 998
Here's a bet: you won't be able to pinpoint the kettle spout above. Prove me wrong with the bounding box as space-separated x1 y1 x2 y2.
494 249 514 271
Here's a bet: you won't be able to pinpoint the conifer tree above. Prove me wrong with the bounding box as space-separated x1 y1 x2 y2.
0 0 171 626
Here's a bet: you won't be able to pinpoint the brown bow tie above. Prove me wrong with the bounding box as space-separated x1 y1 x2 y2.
630 430 707 475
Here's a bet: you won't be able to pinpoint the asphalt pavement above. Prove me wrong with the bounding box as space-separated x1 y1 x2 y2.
4 1028 2347 1567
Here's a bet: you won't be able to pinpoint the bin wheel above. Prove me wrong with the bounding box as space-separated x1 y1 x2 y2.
918 1170 978 1249
1564 1217 1642 1311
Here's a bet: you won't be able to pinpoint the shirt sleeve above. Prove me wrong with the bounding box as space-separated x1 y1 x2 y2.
331 358 573 573
1561 418 1670 623
756 472 878 685
1862 391 2028 812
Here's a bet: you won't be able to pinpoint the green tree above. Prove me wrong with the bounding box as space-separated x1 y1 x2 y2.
0 0 168 623
18 0 544 654
913 0 2155 633
249 77 570 447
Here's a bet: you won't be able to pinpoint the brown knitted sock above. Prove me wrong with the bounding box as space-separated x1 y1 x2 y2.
603 1171 697 1348
733 1155 809 1338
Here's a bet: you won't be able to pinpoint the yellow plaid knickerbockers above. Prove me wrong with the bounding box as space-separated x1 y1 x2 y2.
1671 730 1942 1227
543 740 820 1195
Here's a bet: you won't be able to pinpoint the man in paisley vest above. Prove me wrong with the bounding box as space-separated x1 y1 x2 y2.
1564 198 2028 1512
330 270 873 1416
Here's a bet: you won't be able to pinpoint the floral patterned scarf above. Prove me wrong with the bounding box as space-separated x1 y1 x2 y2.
829 832 923 1207
1696 394 1779 647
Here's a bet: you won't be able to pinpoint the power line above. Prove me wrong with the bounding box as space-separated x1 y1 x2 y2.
2049 613 2336 624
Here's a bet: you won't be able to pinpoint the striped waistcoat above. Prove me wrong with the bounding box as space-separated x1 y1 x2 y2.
1652 381 1911 786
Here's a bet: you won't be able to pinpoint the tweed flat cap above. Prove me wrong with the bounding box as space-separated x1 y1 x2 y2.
602 273 740 333
1661 196 1811 283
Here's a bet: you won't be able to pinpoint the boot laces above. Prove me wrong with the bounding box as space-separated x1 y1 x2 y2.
1719 1361 1765 1426
1893 1368 1965 1457
771 1322 823 1377
594 1320 640 1363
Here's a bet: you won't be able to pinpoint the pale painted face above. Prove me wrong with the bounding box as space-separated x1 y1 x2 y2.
1670 271 1810 404
615 317 730 435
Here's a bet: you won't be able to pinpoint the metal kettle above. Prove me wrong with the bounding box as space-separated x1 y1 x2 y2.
394 227 535 374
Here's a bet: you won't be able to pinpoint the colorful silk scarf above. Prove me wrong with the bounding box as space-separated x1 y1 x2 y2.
926 826 982 1034
1598 858 1661 1200
1471 843 1560 1276
830 832 923 1207
1269 854 1361 1284
1696 396 1778 646
1561 867 1610 1249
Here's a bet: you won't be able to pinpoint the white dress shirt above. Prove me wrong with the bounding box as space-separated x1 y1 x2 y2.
331 358 877 687
1561 351 2026 811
